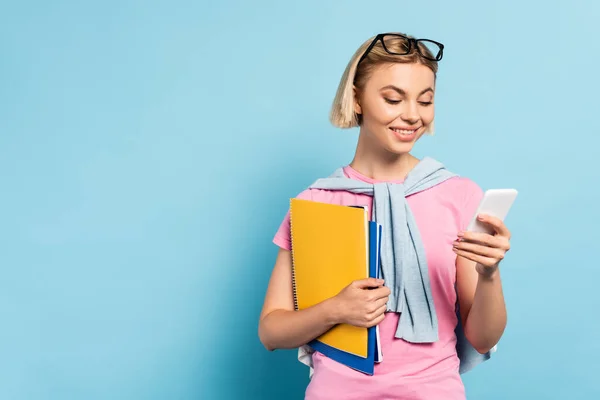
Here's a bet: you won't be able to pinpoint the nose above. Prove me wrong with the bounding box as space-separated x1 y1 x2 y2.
400 101 420 125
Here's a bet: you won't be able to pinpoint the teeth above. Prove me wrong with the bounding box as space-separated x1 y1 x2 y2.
392 128 416 135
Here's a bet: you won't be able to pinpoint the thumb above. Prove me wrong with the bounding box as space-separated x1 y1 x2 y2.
353 278 385 289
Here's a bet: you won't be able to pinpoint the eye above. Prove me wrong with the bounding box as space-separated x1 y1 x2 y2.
419 101 433 106
384 98 401 105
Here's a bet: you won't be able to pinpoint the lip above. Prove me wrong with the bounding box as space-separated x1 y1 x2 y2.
390 126 422 131
389 126 421 142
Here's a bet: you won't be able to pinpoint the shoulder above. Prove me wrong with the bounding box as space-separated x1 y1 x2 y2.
292 186 356 205
445 176 485 229
292 167 354 203
293 188 314 201
432 176 484 223
451 176 483 198
438 175 483 201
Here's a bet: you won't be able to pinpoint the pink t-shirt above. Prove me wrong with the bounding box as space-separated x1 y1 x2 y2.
273 165 483 400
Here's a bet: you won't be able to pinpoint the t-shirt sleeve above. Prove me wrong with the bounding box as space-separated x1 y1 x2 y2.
273 189 313 251
459 178 485 232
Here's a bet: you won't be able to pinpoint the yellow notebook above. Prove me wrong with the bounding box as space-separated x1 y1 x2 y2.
290 198 370 358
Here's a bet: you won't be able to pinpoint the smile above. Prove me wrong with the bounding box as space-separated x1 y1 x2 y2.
389 126 421 142
390 127 419 135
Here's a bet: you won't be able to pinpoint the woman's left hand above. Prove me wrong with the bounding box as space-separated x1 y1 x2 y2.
453 213 511 278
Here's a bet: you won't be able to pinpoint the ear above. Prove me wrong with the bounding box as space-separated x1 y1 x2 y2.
353 85 362 115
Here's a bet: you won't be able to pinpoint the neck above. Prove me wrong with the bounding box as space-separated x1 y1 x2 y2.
349 129 420 181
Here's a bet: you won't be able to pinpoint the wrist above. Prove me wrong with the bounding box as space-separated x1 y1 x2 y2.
476 263 500 282
323 296 344 326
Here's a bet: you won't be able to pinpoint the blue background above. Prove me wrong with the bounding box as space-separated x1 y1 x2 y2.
1 0 599 399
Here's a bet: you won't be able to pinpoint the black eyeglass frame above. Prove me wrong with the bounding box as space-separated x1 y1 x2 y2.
356 33 445 66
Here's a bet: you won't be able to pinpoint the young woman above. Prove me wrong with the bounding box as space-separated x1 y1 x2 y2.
258 32 511 399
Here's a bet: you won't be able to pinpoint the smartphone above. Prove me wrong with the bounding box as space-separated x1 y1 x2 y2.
466 189 518 234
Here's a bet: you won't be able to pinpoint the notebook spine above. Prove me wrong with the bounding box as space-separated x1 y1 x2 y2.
289 198 299 311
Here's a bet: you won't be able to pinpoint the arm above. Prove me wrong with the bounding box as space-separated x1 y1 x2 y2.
454 214 510 354
258 248 340 351
258 248 389 351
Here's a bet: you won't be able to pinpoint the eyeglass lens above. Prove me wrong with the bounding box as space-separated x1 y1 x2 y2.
381 35 442 61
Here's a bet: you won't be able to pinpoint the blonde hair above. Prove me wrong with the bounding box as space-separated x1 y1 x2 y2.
330 33 439 134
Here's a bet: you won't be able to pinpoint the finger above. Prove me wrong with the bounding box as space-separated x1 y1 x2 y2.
354 278 384 289
453 248 499 267
453 240 506 259
368 296 389 312
374 296 389 309
459 231 510 250
367 301 388 315
367 311 386 327
476 214 511 238
375 303 387 316
367 303 387 320
369 286 391 301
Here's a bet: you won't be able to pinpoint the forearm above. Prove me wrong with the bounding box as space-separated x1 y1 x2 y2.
259 298 340 351
464 269 507 353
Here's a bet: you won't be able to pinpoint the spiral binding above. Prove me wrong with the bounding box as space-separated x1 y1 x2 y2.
289 198 299 311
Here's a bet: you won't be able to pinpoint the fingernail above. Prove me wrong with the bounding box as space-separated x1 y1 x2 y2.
457 232 464 237
477 214 485 220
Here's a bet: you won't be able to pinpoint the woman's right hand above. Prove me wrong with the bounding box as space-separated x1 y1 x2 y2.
332 278 391 328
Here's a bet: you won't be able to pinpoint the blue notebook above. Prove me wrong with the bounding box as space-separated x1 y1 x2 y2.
308 221 383 375
374 222 383 364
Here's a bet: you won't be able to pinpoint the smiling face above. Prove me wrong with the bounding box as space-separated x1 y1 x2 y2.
353 62 435 155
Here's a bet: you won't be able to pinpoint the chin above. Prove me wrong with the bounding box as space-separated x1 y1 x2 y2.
385 129 423 153
385 141 416 155
393 145 416 155
391 135 421 151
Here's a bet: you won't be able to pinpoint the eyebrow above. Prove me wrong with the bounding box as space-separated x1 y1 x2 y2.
380 85 434 96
